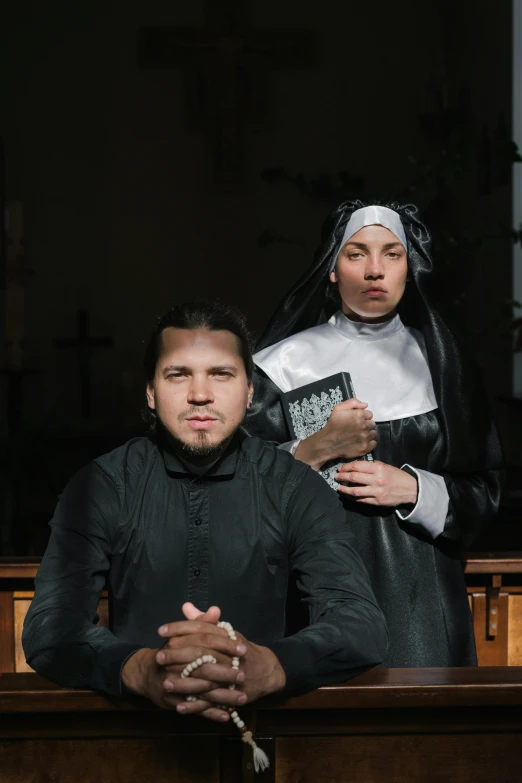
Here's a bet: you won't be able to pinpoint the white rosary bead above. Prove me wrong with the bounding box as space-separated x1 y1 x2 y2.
218 621 237 641
180 653 217 681
180 620 269 772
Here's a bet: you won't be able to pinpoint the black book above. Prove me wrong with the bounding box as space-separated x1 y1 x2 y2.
282 372 373 488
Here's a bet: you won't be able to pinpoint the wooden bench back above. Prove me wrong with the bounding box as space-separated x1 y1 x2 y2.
1 555 521 672
0 560 109 673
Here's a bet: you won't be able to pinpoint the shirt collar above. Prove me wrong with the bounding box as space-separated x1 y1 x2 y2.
329 310 404 342
161 433 241 478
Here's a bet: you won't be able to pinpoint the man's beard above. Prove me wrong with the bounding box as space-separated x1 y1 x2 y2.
155 408 234 464
171 430 229 462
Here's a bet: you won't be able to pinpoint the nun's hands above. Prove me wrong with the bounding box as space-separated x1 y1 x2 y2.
295 399 376 471
336 460 418 507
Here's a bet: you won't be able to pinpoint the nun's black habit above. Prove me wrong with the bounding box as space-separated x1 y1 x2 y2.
245 199 503 667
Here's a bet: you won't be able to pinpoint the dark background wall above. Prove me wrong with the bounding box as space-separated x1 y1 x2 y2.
0 0 518 553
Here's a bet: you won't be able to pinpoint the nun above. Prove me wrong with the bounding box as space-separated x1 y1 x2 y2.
246 200 503 667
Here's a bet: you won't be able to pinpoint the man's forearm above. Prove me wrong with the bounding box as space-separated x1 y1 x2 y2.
267 605 388 694
23 607 144 697
121 648 155 695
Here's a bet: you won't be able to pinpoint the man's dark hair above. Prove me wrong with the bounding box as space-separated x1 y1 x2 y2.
143 301 254 431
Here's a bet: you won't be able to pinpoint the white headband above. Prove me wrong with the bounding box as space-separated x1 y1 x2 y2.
329 205 407 272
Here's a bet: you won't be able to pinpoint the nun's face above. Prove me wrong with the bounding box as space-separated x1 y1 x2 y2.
330 225 408 322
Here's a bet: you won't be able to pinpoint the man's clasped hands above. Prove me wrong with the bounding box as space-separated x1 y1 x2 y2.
121 602 286 722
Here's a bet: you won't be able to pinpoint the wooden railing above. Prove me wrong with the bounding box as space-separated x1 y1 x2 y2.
2 668 522 782
1 554 521 672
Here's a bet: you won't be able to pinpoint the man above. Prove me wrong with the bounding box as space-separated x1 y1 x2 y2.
23 301 388 723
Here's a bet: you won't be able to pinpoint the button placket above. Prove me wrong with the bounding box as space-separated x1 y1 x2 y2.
187 481 209 608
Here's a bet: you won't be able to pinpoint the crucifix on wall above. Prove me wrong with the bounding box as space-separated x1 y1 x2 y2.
137 0 316 185
55 310 113 419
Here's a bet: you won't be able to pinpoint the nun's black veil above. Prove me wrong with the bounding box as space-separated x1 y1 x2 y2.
255 199 502 476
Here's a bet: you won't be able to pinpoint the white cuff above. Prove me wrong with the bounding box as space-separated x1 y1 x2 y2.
395 465 449 539
278 439 301 456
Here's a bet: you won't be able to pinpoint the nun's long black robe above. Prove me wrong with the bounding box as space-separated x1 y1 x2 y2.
244 199 503 667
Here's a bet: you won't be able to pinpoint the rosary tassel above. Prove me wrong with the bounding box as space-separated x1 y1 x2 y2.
226 711 270 772
182 620 270 773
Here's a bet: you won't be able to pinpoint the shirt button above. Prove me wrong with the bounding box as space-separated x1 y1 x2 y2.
195 518 202 526
193 568 200 577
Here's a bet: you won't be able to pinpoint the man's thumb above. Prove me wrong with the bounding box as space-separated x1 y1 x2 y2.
182 602 221 623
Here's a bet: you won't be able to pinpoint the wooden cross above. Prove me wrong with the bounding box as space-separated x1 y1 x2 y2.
55 310 113 419
137 0 316 184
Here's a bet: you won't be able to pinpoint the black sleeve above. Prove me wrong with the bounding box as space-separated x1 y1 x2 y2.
22 463 143 696
266 468 388 693
243 367 291 444
441 467 504 549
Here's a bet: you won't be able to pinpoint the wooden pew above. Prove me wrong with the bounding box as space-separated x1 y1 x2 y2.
0 558 110 673
1 554 521 672
464 552 522 665
1 668 521 782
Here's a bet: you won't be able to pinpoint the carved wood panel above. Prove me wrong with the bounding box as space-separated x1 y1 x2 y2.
0 738 220 783
275 734 521 783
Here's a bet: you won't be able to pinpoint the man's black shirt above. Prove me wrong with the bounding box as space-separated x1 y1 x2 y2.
23 434 387 696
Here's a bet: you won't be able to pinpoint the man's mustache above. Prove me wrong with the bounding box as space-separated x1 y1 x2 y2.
178 407 226 424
